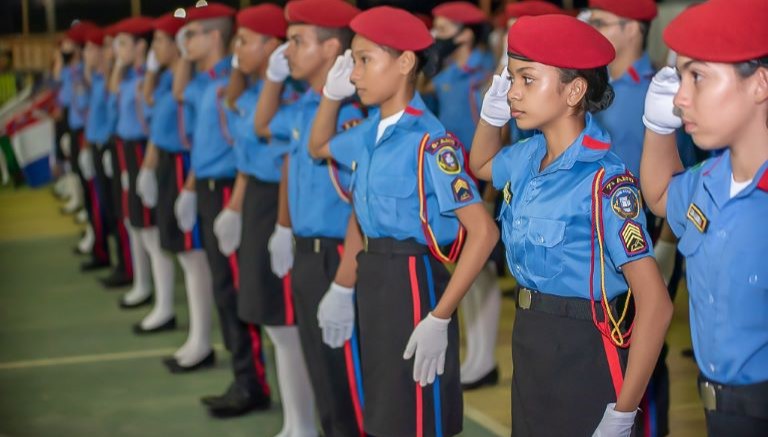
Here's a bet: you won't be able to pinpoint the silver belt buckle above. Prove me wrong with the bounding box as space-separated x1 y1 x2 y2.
518 287 532 310
363 236 369 253
313 238 321 254
208 179 215 191
700 381 717 411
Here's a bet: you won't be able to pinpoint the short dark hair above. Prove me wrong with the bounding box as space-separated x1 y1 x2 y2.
464 22 491 49
637 21 651 51
315 26 354 52
382 44 440 80
735 56 768 79
558 66 615 114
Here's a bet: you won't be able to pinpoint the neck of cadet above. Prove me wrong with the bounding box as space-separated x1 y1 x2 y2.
729 111 768 182
539 111 587 171
608 44 643 81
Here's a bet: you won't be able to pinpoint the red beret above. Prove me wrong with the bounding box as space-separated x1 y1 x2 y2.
588 0 657 22
664 0 768 63
102 24 118 37
508 15 615 69
66 21 98 44
237 4 288 38
432 1 487 25
285 0 360 28
506 1 564 20
414 13 434 31
350 6 433 52
154 13 185 37
184 2 236 22
113 17 155 36
84 27 105 46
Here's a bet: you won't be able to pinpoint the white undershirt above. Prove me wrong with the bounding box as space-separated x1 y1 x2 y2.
376 110 405 143
730 173 752 198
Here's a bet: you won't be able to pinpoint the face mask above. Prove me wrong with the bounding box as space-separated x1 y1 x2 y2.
434 36 459 63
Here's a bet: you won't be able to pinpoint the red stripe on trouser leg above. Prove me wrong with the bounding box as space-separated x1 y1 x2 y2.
115 141 129 220
221 186 239 289
247 324 271 396
599 321 625 399
408 256 424 437
174 155 193 250
117 219 133 278
282 274 295 325
87 179 107 261
133 145 151 227
344 342 366 437
642 394 651 437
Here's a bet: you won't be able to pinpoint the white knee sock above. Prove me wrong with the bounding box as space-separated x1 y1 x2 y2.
654 240 677 285
138 227 176 329
461 264 501 383
122 223 152 304
176 250 214 365
78 224 95 253
265 326 317 437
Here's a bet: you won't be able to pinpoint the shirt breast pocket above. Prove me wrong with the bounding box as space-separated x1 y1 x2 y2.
370 176 416 232
677 227 705 258
524 217 566 280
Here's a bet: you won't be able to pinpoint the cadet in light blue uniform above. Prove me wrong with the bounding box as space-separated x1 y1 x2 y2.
640 1 768 434
309 7 499 437
172 2 272 418
471 15 672 437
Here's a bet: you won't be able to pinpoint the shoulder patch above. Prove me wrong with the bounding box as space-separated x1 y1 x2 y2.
686 203 709 233
620 220 648 257
602 173 638 197
436 147 461 174
610 185 641 220
451 177 475 203
426 136 459 155
503 181 512 204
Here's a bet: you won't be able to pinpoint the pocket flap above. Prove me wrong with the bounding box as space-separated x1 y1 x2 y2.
370 175 416 198
526 217 566 248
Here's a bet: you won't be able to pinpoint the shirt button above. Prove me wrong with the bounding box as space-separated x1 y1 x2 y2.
717 230 727 239
709 363 716 373
515 218 521 226
708 295 714 304
749 274 759 285
515 264 522 272
537 235 544 244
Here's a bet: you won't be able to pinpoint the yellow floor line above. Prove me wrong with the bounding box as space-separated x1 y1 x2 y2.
464 405 511 437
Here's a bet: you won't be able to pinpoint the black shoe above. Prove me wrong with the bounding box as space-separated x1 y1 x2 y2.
100 270 133 288
132 316 177 335
165 350 216 374
461 367 500 391
203 384 270 418
80 259 111 272
118 294 152 309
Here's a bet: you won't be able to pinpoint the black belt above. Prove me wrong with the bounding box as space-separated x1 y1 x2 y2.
515 287 629 322
698 375 768 419
294 236 343 254
195 178 235 192
363 237 429 255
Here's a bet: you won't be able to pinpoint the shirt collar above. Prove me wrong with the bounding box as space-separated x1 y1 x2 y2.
530 113 611 176
703 150 768 207
459 49 486 74
208 56 231 79
618 52 654 85
371 92 427 146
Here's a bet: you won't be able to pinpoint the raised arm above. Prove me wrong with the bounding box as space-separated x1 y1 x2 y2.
254 43 289 138
469 70 511 181
309 50 354 159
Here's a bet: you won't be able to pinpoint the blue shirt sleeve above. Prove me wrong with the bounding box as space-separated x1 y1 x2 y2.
666 167 701 238
491 139 533 190
425 135 481 214
600 170 655 269
329 123 366 169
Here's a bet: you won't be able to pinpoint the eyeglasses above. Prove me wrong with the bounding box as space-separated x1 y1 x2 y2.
586 18 628 29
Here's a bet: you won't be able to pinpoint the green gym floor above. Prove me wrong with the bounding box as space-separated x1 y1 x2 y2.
0 186 707 436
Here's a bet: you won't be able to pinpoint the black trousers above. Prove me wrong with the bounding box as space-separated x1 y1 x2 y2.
292 237 365 437
71 129 109 264
93 142 132 279
196 178 270 397
700 375 768 437
116 139 155 229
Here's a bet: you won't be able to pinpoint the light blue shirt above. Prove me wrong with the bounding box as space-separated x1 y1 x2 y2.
84 72 113 146
595 53 655 178
149 69 186 153
432 49 495 150
667 151 768 385
270 88 363 239
330 93 481 245
184 57 235 179
115 68 150 141
67 63 89 130
492 113 654 299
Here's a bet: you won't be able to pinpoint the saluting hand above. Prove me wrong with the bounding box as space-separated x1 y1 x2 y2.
266 42 291 83
480 69 512 127
317 282 356 348
642 66 682 135
404 313 450 387
323 49 355 101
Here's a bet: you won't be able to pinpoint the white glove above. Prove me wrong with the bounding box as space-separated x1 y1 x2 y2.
317 282 355 348
146 49 160 72
268 224 293 277
231 54 239 70
213 208 242 256
480 69 512 127
403 313 450 386
78 148 95 180
136 167 157 208
175 26 189 59
120 171 129 191
323 49 355 101
102 149 113 178
174 189 197 232
642 66 682 135
266 42 290 83
592 403 637 437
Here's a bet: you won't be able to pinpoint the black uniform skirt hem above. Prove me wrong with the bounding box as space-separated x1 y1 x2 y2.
357 243 463 437
156 148 202 253
236 176 292 326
